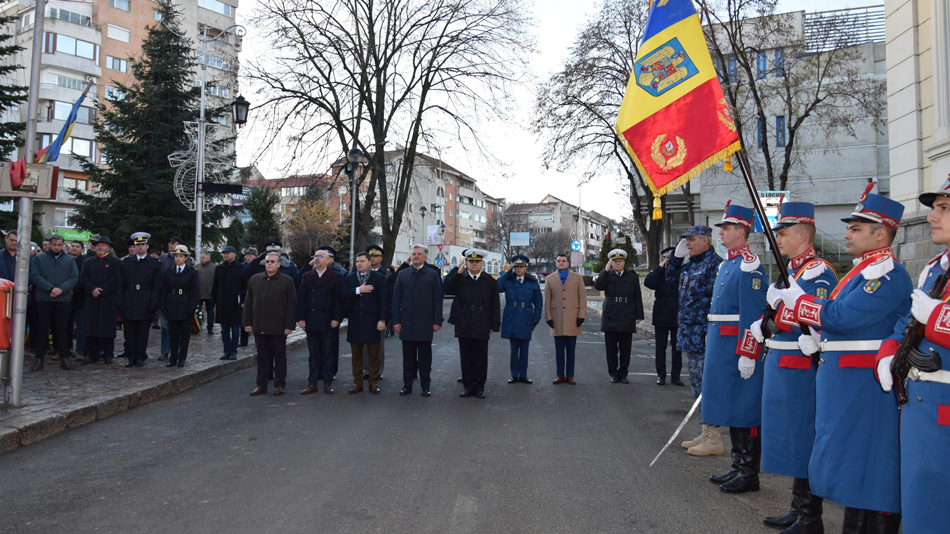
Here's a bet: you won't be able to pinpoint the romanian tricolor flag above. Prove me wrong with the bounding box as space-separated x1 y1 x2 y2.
10 85 91 187
615 0 741 217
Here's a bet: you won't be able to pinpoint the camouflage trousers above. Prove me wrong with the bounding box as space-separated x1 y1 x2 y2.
685 351 704 400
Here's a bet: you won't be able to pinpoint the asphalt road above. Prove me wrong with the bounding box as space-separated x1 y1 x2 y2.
0 300 842 533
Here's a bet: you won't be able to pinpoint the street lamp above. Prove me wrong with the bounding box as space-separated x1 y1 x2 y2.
346 147 364 269
231 95 250 125
420 205 428 254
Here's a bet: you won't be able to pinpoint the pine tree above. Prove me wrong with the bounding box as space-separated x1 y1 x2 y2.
243 186 281 250
0 14 27 159
593 230 639 272
71 0 237 246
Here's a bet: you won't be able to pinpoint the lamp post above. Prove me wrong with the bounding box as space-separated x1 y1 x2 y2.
420 205 428 257
192 24 247 257
346 147 364 269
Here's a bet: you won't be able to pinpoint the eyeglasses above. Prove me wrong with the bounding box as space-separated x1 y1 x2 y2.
264 260 278 264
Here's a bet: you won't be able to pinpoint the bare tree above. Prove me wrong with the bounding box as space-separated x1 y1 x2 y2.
534 0 664 267
246 0 533 266
528 229 571 270
485 207 531 259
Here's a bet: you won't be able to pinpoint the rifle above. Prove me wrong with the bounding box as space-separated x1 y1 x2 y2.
891 267 950 405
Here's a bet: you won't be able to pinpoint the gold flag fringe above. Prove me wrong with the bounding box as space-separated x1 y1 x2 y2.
652 197 662 220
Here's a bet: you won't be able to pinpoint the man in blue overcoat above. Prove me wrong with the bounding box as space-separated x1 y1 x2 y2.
392 245 443 397
497 254 542 384
777 186 910 533
750 202 837 532
340 252 388 394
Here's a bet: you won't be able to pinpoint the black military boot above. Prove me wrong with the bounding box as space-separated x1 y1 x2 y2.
720 427 760 493
710 427 742 484
764 477 804 529
782 478 823 533
866 511 900 534
842 507 868 534
30 355 44 372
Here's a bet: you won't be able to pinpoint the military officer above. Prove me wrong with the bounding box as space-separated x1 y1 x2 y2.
593 249 644 383
365 244 391 380
874 179 950 534
751 203 837 532
158 245 200 367
776 185 910 533
497 254 543 383
80 236 122 365
699 203 767 492
119 232 161 368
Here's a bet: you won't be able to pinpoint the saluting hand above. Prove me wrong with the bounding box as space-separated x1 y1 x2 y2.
457 259 466 274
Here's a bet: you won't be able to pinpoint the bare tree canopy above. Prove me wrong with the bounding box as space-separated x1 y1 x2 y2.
246 0 533 266
528 229 571 269
485 206 531 259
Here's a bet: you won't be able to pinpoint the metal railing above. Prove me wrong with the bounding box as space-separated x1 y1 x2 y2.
804 5 885 53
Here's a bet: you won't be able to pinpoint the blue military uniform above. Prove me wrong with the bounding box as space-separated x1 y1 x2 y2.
497 254 543 382
789 192 910 523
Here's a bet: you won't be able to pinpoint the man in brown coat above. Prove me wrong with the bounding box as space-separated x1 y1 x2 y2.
243 252 298 396
545 253 588 384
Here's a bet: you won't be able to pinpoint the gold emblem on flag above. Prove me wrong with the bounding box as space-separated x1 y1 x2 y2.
718 98 736 132
651 134 687 170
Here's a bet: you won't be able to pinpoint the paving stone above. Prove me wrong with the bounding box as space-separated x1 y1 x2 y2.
0 426 19 454
66 405 97 428
19 413 67 445
96 396 129 420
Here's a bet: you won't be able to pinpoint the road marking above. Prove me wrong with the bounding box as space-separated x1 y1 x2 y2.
450 495 477 534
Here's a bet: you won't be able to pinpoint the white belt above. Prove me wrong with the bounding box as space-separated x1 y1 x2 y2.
818 340 881 352
909 368 950 385
765 340 800 350
708 314 740 322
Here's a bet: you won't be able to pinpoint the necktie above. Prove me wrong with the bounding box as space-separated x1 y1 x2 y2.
359 274 365 285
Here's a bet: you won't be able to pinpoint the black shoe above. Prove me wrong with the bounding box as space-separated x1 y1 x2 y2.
151 324 161 330
720 475 760 494
220 354 230 360
125 360 139 368
378 375 383 380
166 361 177 367
710 468 740 484
763 511 799 530
421 390 431 397
134 360 143 367
177 360 185 368
364 373 370 380
475 390 486 399
399 387 412 396
522 377 533 384
508 377 518 384
657 376 666 385
459 390 472 398
228 354 237 360
619 377 630 384
103 357 114 365
457 377 463 383
610 375 619 383
158 353 168 361
671 378 685 386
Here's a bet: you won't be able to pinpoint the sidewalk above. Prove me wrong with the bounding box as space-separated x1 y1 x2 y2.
0 323 312 455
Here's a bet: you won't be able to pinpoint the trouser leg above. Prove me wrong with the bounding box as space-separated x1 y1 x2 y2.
418 342 433 390
33 301 54 362
509 338 520 378
306 331 325 386
687 351 704 398
604 331 619 376
351 343 364 386
178 323 191 362
203 300 214 331
75 308 85 352
329 325 340 378
617 332 632 378
367 343 380 384
169 320 182 363
471 338 488 390
272 335 287 389
565 336 577 377
554 336 566 377
669 327 682 380
402 341 417 388
159 310 169 354
655 326 669 378
255 334 274 389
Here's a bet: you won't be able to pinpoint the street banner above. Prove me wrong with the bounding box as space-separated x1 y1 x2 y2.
510 232 530 247
426 225 442 245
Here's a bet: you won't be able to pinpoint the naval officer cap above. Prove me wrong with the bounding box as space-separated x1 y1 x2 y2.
463 248 486 261
608 249 627 261
131 232 150 244
919 174 950 208
264 240 283 252
317 245 336 257
510 254 529 266
367 245 384 257
841 182 903 230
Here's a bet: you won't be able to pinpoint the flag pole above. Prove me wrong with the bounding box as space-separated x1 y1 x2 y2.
733 149 789 285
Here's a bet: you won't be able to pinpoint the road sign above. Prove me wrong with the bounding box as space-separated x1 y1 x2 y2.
435 257 445 267
571 240 582 252
437 244 443 252
571 251 582 267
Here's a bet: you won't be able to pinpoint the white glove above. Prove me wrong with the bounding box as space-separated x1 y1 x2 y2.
782 278 805 309
738 357 756 379
750 319 764 343
674 238 689 259
766 284 784 309
877 355 894 392
911 289 941 324
797 330 821 355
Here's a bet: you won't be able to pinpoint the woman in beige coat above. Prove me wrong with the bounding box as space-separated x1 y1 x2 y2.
544 254 588 384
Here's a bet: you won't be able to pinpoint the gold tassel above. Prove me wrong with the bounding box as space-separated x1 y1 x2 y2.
724 156 733 173
652 196 662 220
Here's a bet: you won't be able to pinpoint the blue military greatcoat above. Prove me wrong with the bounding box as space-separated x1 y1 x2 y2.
761 250 838 478
665 248 722 353
497 270 543 340
701 245 767 428
792 247 911 513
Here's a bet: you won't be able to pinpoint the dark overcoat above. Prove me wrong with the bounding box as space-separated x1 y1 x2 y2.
392 265 443 342
158 266 200 321
243 272 297 335
593 269 644 333
80 254 121 338
211 260 245 324
118 255 160 320
296 269 343 332
643 265 678 328
497 269 543 340
442 269 500 340
71 254 85 311
340 270 389 344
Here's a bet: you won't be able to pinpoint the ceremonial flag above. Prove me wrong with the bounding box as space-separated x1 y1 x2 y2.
615 0 741 218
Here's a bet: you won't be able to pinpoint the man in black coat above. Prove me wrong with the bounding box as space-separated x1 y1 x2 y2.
212 246 245 360
443 248 501 399
643 247 683 386
364 244 392 379
80 236 121 365
119 232 161 368
67 240 86 360
157 245 200 368
392 245 444 397
593 249 644 384
340 252 388 394
297 247 343 395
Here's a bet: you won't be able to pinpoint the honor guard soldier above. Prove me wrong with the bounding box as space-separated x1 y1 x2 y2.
874 179 950 534
497 254 543 384
750 203 837 532
365 244 392 380
593 249 644 383
701 203 767 492
444 248 500 399
775 185 910 533
119 232 161 368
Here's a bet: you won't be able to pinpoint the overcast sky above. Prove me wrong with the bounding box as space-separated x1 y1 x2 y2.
235 0 870 221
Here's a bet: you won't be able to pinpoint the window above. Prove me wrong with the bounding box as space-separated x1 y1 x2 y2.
62 178 87 192
53 101 95 124
51 34 97 61
49 9 90 27
775 49 785 78
196 53 228 70
205 84 229 98
756 51 767 79
20 13 32 32
105 87 126 101
107 24 131 43
109 0 130 11
54 208 78 228
56 75 87 91
449 209 454 216
199 0 234 16
449 193 453 200
154 10 163 21
776 115 786 147
106 56 128 73
757 117 764 149
40 135 96 158
210 114 227 126
727 56 737 82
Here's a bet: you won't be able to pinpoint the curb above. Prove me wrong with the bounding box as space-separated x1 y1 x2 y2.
0 331 311 455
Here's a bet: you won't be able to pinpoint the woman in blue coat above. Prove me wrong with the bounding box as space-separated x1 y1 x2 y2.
497 255 543 383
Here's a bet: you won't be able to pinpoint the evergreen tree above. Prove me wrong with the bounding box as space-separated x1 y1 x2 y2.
593 230 639 272
0 14 27 159
71 0 237 246
243 186 280 250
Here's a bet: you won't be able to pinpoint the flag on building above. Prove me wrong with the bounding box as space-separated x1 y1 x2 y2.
10 86 91 187
615 0 741 218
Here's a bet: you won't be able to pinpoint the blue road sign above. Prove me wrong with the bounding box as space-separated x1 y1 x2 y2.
571 240 582 252
435 257 445 267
